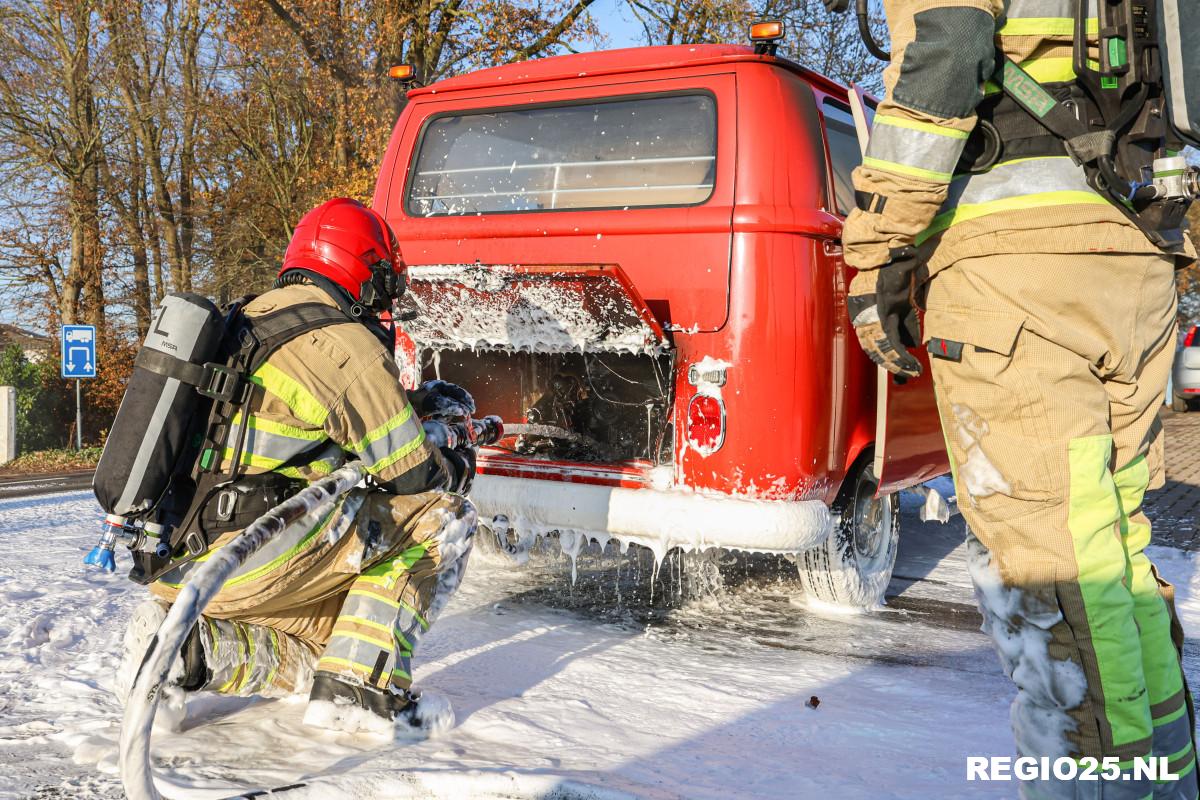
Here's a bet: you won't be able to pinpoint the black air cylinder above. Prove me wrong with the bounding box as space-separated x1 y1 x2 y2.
94 293 225 518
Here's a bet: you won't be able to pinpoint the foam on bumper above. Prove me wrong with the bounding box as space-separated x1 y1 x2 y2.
470 474 834 562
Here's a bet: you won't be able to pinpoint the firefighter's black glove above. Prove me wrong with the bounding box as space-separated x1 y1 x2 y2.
411 379 476 421
439 446 476 495
847 246 924 380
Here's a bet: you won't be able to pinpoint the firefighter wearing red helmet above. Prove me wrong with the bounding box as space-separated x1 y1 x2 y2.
118 198 480 736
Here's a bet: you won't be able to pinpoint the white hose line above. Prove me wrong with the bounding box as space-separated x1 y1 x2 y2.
119 463 365 800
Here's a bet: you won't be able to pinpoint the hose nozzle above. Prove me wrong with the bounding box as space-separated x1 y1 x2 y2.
84 514 137 572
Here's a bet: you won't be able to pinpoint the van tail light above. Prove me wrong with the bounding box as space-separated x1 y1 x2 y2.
1186 327 1197 347
687 394 726 455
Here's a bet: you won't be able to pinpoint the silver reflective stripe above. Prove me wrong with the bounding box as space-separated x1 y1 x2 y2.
116 377 182 515
944 156 1090 208
225 491 362 584
322 590 405 684
230 421 324 466
356 414 427 468
117 295 218 515
864 117 967 183
1160 0 1199 145
1152 709 1194 763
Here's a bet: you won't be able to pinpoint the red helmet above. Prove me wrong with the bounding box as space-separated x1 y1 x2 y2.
279 198 405 309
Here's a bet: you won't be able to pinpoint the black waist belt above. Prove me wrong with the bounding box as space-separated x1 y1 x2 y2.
199 472 306 537
956 84 1088 174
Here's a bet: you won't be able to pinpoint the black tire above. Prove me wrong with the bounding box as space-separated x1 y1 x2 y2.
798 457 899 609
1172 395 1189 413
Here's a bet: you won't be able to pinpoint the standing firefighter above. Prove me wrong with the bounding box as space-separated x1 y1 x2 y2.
109 198 481 735
837 0 1199 795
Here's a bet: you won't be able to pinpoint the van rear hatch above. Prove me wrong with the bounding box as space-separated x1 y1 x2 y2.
401 264 666 355
398 264 674 465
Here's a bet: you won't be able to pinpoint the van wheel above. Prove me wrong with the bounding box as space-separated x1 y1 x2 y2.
798 460 899 609
1172 395 1189 413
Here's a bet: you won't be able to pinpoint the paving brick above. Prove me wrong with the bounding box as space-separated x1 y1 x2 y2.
1147 409 1200 550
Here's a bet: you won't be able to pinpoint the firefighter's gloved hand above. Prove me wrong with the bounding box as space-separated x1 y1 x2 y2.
439 446 476 495
848 247 924 380
412 380 476 421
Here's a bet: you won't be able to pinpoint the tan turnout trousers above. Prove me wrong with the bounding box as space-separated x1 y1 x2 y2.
924 250 1196 799
150 488 478 698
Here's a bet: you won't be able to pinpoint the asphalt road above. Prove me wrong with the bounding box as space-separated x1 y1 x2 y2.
0 469 93 501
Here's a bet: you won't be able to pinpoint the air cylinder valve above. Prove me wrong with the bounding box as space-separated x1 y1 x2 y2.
1151 156 1200 200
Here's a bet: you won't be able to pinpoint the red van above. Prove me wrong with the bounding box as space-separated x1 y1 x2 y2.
372 40 949 607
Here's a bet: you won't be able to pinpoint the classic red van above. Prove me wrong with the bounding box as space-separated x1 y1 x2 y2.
371 38 949 607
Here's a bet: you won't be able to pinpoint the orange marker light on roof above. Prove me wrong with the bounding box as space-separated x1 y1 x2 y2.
749 20 785 55
388 64 415 80
750 21 784 41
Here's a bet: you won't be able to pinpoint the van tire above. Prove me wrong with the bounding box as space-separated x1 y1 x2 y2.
798 459 899 609
1172 395 1189 413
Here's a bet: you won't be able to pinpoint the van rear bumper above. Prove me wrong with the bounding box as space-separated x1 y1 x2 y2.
469 474 834 558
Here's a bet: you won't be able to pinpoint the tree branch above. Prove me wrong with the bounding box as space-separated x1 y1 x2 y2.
513 0 597 61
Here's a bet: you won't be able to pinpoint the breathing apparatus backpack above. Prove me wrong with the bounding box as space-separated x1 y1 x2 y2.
823 0 1200 253
90 291 354 584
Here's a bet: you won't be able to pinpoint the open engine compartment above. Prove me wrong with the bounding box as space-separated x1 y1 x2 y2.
421 348 674 464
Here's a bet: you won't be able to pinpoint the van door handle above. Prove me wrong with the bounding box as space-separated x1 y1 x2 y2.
823 240 843 257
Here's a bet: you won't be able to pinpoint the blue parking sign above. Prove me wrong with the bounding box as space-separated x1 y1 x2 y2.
61 325 97 379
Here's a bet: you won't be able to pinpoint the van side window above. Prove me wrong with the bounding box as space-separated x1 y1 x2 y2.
407 93 717 216
821 100 865 216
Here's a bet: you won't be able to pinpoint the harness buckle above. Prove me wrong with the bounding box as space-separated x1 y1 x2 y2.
198 363 247 403
214 488 238 521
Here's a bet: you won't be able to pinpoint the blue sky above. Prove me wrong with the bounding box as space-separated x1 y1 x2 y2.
586 0 646 50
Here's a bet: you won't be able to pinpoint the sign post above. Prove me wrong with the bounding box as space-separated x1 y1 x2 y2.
61 325 97 451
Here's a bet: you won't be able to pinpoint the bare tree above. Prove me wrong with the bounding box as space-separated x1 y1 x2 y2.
0 0 106 327
625 0 886 90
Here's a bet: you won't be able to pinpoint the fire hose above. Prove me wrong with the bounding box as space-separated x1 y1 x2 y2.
118 416 504 799
119 462 366 800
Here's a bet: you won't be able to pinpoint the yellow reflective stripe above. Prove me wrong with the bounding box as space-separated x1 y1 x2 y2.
400 599 429 631
362 542 430 585
264 628 281 690
231 412 325 441
250 363 328 427
338 616 396 639
223 505 336 588
863 156 954 183
208 618 220 657
352 406 416 453
218 626 248 693
873 114 969 140
984 57 1100 94
221 448 285 470
236 627 257 692
918 190 1109 243
1155 702 1189 726
316 656 377 680
331 629 394 650
1166 752 1197 782
348 588 401 609
392 666 412 681
999 16 1099 36
369 428 428 474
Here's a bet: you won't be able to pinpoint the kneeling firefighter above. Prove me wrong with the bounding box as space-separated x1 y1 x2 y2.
827 0 1200 793
95 198 489 735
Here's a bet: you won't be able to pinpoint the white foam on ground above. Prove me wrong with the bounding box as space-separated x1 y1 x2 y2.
1 490 1199 798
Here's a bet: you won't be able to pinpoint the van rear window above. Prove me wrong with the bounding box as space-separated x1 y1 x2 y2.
406 93 717 216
